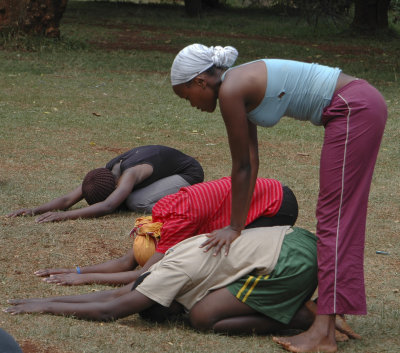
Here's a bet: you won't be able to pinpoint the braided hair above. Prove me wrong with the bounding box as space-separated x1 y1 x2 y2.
81 168 116 205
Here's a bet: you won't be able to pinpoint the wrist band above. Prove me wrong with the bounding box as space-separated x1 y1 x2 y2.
76 266 81 274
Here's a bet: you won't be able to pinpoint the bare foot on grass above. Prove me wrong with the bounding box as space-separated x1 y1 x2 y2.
334 330 349 342
334 314 362 340
273 314 337 353
305 300 361 340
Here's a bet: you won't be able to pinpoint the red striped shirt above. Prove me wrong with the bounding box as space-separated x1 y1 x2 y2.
152 177 283 253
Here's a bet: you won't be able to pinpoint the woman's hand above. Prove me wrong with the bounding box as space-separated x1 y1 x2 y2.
6 208 34 217
35 211 69 223
4 302 46 315
200 225 241 256
42 273 90 286
34 268 73 277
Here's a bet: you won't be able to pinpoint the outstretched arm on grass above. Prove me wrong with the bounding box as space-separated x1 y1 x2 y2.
35 249 137 284
5 284 155 321
35 251 164 286
8 282 133 305
6 185 84 218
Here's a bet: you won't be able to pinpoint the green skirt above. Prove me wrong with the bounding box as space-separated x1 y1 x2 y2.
227 227 318 324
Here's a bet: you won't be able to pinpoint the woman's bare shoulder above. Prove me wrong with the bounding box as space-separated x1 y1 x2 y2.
220 61 267 105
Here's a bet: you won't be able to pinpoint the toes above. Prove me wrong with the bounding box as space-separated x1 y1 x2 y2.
335 329 349 342
272 336 291 347
335 315 362 340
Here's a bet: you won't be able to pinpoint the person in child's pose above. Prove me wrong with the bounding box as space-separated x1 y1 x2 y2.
6 145 204 222
5 227 318 333
170 44 387 352
4 226 361 340
35 176 298 286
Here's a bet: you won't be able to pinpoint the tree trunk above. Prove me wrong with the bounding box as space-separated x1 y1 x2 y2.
0 0 68 37
184 0 202 17
352 0 390 31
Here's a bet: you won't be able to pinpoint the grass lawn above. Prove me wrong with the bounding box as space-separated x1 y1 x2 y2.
0 1 399 352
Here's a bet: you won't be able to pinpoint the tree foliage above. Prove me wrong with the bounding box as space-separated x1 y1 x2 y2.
246 0 394 32
0 0 396 37
352 0 391 31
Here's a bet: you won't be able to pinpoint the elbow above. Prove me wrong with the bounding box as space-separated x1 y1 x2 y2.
231 163 258 187
97 311 116 322
96 305 120 322
121 252 137 270
95 294 132 322
100 202 117 214
232 155 257 174
59 196 74 210
235 157 258 179
251 156 259 171
232 162 252 177
251 159 259 179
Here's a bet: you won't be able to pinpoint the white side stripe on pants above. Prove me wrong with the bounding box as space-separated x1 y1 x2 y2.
334 94 351 313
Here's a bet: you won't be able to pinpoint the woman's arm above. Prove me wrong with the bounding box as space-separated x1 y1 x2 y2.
201 78 259 255
36 249 165 286
8 284 132 305
35 249 136 277
5 285 154 321
35 249 139 286
49 252 166 287
42 270 145 286
6 185 84 217
229 120 259 231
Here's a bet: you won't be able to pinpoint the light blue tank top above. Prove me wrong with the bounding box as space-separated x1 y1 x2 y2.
223 59 341 126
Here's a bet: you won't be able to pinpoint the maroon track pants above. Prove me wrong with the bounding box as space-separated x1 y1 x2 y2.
316 79 387 315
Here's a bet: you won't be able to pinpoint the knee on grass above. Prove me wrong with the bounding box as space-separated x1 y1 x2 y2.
189 306 218 331
125 193 154 213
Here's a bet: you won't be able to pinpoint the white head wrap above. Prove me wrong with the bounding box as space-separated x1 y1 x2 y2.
170 43 238 86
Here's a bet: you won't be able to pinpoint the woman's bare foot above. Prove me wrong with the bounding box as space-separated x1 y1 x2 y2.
43 273 90 285
335 330 349 342
305 300 361 340
34 268 73 277
273 314 337 353
335 314 362 340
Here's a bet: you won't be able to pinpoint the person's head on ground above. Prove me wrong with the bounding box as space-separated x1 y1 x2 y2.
81 168 116 205
139 301 185 323
171 44 238 112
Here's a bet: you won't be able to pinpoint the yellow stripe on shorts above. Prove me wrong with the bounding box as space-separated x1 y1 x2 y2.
242 275 262 302
236 274 271 303
236 275 254 300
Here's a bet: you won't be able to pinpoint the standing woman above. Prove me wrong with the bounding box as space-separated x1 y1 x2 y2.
170 44 387 352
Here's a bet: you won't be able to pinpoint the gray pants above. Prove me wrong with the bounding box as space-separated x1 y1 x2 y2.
125 175 190 213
